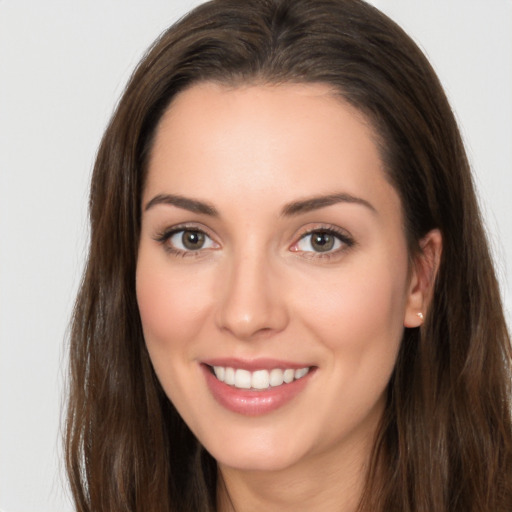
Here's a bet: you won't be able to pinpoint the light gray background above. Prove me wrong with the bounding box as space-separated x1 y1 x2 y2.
1 1 510 511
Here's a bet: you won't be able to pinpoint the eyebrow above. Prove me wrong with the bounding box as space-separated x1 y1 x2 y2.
144 194 218 216
144 191 376 217
281 193 377 216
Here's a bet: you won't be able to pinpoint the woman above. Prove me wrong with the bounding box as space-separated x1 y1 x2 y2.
65 0 512 510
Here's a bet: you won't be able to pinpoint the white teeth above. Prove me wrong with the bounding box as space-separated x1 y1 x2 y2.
251 369 270 390
224 367 235 385
269 368 284 387
295 367 309 379
283 369 294 383
235 369 252 389
213 366 225 382
211 365 310 390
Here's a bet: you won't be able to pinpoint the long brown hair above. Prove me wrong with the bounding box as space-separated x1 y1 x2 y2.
66 0 512 510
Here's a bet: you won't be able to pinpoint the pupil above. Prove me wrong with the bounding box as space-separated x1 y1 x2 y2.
312 232 334 252
182 231 205 250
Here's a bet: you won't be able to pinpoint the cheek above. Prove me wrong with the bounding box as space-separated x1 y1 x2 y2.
135 258 213 353
296 254 408 359
135 256 218 415
294 258 408 432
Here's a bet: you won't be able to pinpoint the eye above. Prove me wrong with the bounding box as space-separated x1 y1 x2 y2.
156 227 218 255
170 230 214 251
291 228 354 255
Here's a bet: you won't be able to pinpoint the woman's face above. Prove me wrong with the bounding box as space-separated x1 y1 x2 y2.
137 82 424 473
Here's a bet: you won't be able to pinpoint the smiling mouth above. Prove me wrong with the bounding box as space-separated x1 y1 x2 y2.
208 365 312 391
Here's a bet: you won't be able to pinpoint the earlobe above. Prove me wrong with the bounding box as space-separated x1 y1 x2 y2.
403 229 442 328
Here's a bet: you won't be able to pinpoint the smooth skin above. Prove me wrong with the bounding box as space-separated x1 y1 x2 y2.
136 82 441 511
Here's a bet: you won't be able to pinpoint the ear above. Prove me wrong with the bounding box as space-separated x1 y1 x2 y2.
403 229 443 328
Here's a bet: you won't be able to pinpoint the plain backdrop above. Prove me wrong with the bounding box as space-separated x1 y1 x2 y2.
0 1 511 510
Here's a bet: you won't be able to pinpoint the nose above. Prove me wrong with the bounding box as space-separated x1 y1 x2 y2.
215 249 289 340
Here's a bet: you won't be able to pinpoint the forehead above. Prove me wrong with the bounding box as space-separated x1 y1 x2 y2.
144 82 399 220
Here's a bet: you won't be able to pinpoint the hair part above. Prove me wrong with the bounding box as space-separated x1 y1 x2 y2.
66 1 512 510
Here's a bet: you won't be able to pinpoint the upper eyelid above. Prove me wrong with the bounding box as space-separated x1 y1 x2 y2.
290 225 355 252
154 225 219 256
294 224 353 241
154 222 216 239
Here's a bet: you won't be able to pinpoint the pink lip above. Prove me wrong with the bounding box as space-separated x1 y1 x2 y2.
202 357 310 371
201 362 315 416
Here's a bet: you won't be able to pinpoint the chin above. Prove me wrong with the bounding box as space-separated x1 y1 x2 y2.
198 424 313 473
213 447 303 473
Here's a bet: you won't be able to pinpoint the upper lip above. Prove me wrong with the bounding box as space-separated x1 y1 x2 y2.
201 357 313 371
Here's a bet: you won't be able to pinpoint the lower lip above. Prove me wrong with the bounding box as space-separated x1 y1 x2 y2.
202 365 313 416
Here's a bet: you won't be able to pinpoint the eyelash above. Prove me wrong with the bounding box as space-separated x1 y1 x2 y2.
292 226 355 259
154 224 217 258
153 224 355 259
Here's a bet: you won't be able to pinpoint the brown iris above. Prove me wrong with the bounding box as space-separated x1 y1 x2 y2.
182 230 205 250
310 231 335 252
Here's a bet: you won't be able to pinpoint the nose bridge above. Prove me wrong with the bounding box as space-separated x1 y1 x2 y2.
216 241 288 339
